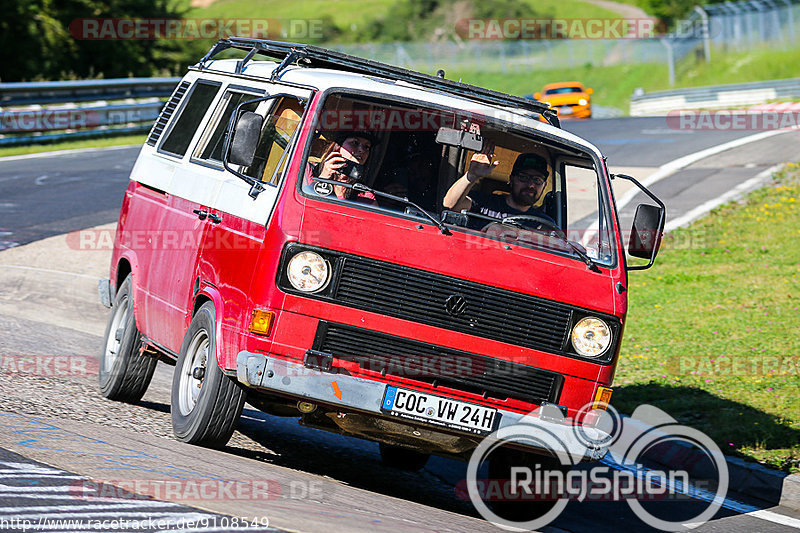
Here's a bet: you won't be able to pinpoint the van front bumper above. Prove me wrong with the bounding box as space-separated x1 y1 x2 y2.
236 350 609 462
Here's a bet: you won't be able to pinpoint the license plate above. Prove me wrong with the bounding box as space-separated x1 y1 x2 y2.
559 106 574 115
381 386 500 435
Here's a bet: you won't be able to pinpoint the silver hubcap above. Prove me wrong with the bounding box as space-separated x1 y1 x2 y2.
178 329 209 416
103 294 129 373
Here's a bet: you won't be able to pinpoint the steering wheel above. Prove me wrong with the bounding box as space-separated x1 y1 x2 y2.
499 215 562 234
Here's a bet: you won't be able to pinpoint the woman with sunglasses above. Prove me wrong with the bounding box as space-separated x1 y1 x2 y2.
307 132 377 205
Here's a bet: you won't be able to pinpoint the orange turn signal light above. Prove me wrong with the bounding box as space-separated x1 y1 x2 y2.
593 386 613 410
249 309 275 336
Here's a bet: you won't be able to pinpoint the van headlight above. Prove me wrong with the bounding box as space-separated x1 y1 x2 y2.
287 251 330 293
578 99 588 106
571 317 611 358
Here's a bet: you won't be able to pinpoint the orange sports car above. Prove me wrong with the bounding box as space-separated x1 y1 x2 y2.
535 82 593 119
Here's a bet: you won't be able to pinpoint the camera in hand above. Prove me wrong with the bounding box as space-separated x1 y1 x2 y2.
339 160 364 182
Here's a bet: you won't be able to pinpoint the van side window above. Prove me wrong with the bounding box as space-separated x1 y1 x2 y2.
198 90 260 163
242 97 304 184
563 163 613 263
160 81 219 157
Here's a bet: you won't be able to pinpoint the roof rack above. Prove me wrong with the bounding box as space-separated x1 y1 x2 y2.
197 38 560 128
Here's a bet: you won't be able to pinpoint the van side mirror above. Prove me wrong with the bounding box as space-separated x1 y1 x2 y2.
534 92 542 100
628 203 663 260
229 111 263 167
612 174 666 270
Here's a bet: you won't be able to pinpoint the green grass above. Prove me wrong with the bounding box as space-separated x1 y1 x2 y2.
674 45 800 87
187 0 620 39
187 0 395 28
188 0 620 24
448 45 800 113
517 0 620 20
612 163 800 473
448 63 667 113
0 134 146 158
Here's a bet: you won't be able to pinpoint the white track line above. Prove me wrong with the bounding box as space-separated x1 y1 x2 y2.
602 455 800 528
614 129 795 213
0 486 91 493
0 474 85 479
0 494 162 502
0 264 102 281
664 163 783 232
7 510 214 521
0 501 183 513
0 144 140 163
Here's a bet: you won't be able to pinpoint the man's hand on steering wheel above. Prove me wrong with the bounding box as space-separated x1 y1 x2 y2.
501 214 562 234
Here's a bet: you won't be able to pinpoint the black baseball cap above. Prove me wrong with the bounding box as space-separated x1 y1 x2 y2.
512 153 549 176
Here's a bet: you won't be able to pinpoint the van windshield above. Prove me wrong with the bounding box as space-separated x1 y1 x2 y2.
299 93 615 266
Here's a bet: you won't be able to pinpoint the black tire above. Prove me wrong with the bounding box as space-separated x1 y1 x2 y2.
99 275 157 402
379 443 430 471
488 449 570 522
171 302 245 448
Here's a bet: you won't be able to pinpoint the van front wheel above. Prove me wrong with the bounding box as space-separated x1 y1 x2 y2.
171 302 245 448
99 275 157 402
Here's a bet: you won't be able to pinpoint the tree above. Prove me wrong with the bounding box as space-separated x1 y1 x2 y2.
0 0 188 81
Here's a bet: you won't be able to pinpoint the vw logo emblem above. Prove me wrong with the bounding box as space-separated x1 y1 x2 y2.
445 294 468 317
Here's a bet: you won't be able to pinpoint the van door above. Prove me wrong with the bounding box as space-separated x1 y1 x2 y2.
133 79 221 351
193 90 308 368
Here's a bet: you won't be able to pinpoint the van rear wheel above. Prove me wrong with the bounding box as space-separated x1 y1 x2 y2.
99 275 157 402
171 302 245 448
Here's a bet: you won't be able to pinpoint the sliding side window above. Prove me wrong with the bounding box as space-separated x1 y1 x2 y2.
197 90 261 164
159 81 220 157
195 93 303 186
243 97 304 184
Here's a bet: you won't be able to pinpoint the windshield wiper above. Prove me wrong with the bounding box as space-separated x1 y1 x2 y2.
500 215 601 272
550 232 601 272
312 178 451 235
452 210 601 272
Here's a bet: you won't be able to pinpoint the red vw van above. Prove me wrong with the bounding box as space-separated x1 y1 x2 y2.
99 39 664 475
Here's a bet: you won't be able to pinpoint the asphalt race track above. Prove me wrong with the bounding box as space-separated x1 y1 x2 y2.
1 118 799 532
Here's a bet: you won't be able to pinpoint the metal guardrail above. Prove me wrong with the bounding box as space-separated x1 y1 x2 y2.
629 77 800 115
0 77 180 146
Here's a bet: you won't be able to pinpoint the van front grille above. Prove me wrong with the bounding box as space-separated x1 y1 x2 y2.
314 322 563 404
335 256 573 353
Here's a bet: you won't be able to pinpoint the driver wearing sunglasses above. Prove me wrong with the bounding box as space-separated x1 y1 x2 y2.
443 146 556 224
